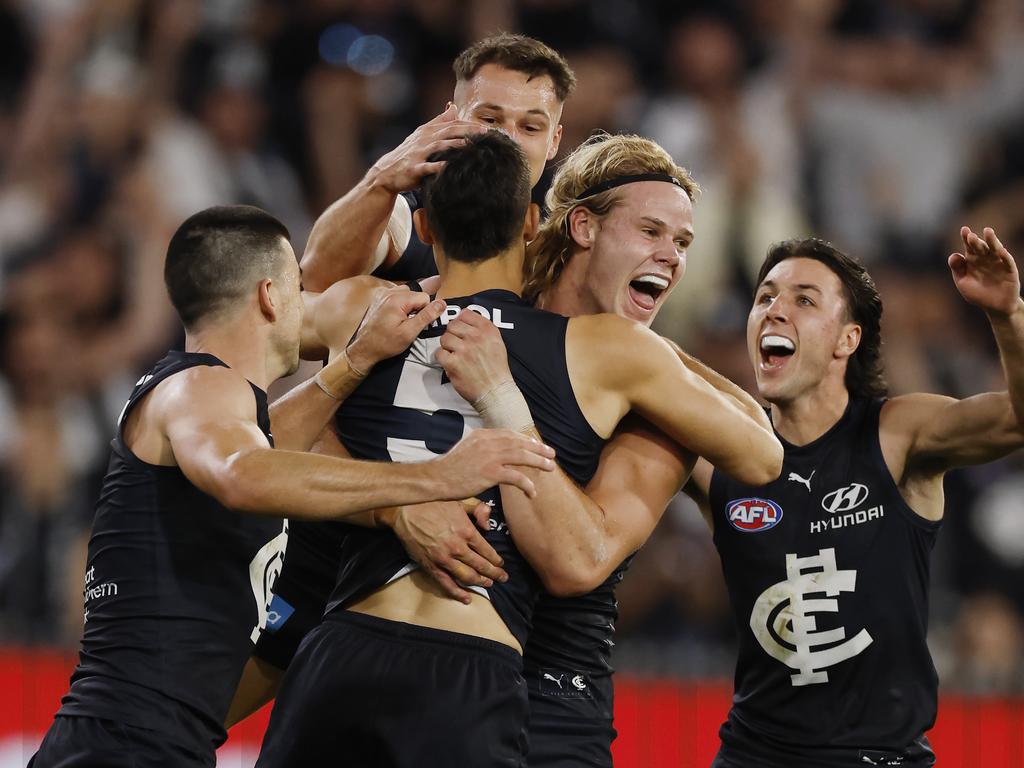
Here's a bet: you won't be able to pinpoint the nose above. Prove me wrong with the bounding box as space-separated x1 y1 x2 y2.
654 238 681 268
766 295 789 322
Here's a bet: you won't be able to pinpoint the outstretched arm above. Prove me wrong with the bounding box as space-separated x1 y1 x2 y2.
301 106 483 290
888 226 1024 475
158 366 557 519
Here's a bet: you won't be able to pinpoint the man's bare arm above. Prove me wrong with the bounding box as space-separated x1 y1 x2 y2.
437 311 695 595
568 315 783 486
158 367 557 518
893 227 1024 475
301 107 483 290
664 339 771 432
490 418 694 596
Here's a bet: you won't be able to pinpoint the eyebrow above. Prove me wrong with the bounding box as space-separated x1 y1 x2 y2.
641 216 694 241
476 103 552 120
758 280 822 294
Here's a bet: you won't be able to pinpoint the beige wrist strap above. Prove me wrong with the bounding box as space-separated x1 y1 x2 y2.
472 380 534 433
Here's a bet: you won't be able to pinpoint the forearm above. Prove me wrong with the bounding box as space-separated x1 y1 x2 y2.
989 302 1024 427
223 449 449 519
301 173 397 291
665 339 770 431
631 363 782 486
268 354 367 451
499 427 611 596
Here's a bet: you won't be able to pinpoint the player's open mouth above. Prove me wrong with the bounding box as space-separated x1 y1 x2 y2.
627 274 669 313
759 333 795 370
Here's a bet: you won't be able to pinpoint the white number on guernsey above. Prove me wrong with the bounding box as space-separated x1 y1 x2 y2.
250 520 289 643
386 336 483 463
384 336 487 596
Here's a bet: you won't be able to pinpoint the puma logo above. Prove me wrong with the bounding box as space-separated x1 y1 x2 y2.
787 470 815 492
542 673 566 689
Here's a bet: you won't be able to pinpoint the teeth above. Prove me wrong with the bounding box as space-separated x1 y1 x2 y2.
633 275 669 290
760 334 795 352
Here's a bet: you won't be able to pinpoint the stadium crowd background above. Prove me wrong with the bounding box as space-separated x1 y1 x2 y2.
2 0 1024 723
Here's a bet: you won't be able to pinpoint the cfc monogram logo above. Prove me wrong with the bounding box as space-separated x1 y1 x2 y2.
749 547 872 686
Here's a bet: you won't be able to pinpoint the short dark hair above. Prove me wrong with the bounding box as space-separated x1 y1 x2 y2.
756 238 888 399
164 205 291 329
421 131 532 265
454 33 576 102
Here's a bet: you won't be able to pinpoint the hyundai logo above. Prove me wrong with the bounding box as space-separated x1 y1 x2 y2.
821 483 869 514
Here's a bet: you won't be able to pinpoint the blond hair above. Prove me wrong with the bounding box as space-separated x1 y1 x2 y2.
523 133 698 302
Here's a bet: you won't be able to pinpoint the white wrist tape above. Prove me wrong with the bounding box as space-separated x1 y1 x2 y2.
472 380 534 433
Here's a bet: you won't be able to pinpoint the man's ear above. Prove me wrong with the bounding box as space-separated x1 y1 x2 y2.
258 278 277 322
836 322 862 360
567 206 596 249
547 123 563 161
523 203 541 242
413 208 434 245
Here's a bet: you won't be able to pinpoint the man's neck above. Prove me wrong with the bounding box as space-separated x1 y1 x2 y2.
435 246 525 301
769 379 851 447
536 248 597 317
185 319 275 391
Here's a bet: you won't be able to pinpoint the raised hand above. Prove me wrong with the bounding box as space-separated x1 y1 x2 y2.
369 105 487 194
436 308 513 403
436 429 555 499
949 226 1023 318
382 499 507 604
347 287 445 370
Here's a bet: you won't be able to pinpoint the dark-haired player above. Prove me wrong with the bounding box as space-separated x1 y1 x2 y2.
28 205 555 768
300 32 576 289
253 132 781 767
686 230 1024 767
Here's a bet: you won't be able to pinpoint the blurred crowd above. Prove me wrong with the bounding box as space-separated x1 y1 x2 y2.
1 0 1023 693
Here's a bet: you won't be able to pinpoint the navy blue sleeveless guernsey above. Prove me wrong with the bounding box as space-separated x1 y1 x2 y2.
325 289 605 649
58 351 288 757
710 397 939 767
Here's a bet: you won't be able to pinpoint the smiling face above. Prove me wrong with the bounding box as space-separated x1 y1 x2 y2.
747 257 861 405
453 63 563 187
571 181 694 325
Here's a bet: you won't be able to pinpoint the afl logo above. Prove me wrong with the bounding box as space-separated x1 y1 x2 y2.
821 483 869 514
727 498 783 532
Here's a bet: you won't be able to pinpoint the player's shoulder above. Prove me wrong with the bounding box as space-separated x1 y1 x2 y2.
320 274 395 305
567 313 670 362
151 363 258 424
311 275 396 345
880 392 956 433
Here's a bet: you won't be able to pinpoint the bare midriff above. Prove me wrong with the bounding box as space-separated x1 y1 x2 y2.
346 569 522 653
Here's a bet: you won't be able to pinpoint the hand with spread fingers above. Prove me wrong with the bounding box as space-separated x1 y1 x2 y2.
381 499 508 604
369 105 487 195
347 287 446 371
949 226 1023 319
437 428 555 500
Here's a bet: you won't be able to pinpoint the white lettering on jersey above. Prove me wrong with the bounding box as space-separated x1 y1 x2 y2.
250 520 289 643
750 547 872 686
429 304 515 330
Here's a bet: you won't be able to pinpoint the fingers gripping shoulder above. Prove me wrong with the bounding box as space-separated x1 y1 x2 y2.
310 275 395 352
